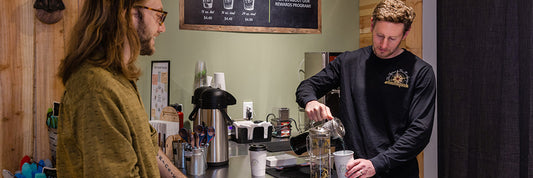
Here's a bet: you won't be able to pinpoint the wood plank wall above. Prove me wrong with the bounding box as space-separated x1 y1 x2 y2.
359 0 424 177
1 0 35 173
1 0 84 172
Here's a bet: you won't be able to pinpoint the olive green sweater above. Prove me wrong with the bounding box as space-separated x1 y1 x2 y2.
57 63 160 178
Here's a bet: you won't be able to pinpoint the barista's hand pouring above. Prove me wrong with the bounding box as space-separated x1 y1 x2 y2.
304 100 376 178
305 100 334 121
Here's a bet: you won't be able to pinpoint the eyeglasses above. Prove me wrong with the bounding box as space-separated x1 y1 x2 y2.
135 5 167 25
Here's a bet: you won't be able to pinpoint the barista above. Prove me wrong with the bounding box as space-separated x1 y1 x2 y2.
295 0 436 177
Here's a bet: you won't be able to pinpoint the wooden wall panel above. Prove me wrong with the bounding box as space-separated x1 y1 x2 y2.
1 0 84 172
359 0 424 177
405 0 422 58
359 0 379 48
33 13 66 161
33 0 85 163
406 1 424 177
0 0 36 172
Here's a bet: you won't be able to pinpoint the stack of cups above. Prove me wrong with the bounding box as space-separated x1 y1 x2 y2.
213 72 226 90
249 144 267 177
333 150 354 178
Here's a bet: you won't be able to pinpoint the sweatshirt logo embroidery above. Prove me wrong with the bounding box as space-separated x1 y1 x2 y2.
384 69 409 88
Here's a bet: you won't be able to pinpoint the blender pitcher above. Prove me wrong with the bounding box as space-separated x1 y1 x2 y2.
308 126 332 178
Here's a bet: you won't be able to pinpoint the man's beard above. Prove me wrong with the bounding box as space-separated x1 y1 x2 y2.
137 16 154 55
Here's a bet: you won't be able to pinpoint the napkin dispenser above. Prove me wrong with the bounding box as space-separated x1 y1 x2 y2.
232 121 272 143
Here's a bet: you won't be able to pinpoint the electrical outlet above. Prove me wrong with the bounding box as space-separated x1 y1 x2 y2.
243 101 253 119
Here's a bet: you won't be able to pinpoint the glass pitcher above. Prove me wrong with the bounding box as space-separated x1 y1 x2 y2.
312 117 345 139
290 118 345 155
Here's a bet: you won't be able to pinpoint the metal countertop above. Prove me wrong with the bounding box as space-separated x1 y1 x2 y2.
183 138 307 178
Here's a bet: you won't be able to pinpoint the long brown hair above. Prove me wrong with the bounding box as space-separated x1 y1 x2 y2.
58 0 147 84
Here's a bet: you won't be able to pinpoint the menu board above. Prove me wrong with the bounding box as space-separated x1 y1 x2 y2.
179 0 321 33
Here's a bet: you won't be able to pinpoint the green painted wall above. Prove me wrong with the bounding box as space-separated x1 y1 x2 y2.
137 0 359 130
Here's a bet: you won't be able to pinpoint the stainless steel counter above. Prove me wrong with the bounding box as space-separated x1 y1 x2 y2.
182 139 307 178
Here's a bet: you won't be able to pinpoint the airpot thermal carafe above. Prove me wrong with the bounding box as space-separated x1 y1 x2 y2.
189 87 236 166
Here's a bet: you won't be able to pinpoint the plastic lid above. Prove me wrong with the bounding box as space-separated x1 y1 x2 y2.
249 144 267 151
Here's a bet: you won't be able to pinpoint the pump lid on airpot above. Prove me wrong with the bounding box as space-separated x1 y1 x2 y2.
191 86 211 105
199 88 236 109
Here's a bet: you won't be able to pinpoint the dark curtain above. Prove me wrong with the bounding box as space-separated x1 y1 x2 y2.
437 0 533 177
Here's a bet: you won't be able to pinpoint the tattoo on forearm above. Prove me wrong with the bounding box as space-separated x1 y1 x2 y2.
158 153 178 178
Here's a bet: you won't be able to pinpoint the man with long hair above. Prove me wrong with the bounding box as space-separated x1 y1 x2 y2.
57 0 182 177
296 0 435 177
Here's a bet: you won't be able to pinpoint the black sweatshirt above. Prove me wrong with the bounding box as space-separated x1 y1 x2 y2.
296 46 436 177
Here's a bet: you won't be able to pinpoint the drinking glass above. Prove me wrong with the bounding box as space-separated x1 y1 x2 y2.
194 61 207 89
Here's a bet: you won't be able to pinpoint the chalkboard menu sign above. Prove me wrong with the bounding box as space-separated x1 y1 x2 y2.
179 0 321 33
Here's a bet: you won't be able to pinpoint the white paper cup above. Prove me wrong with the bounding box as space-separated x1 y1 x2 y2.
214 72 226 90
333 150 354 178
206 76 213 87
249 144 267 176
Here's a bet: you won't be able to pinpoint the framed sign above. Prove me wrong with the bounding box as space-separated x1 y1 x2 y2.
150 61 170 120
179 0 321 33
